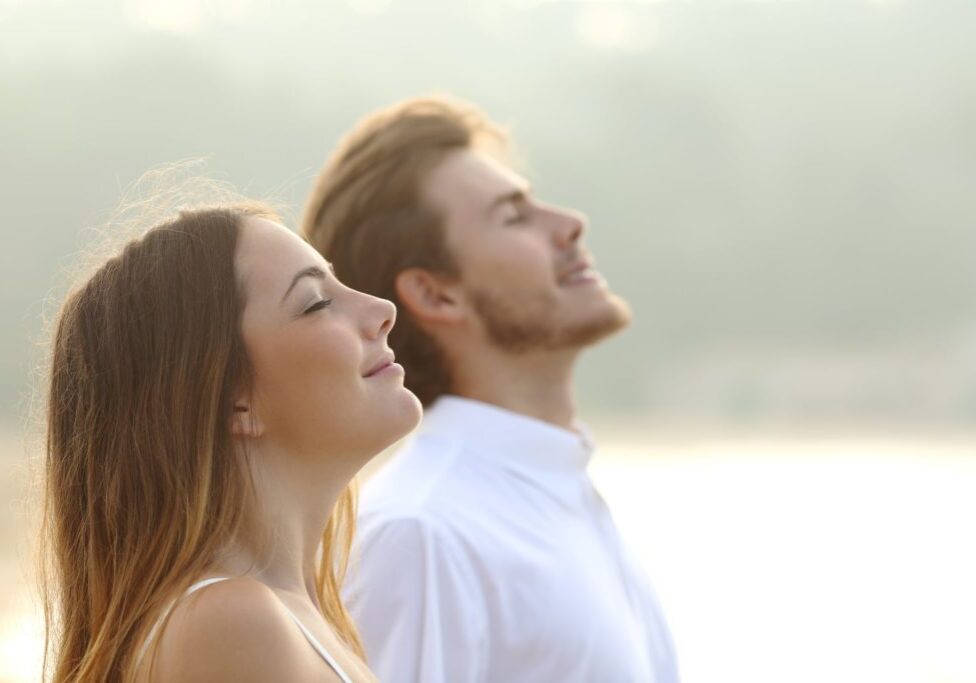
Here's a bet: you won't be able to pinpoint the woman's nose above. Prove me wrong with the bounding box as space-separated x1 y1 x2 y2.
368 295 397 339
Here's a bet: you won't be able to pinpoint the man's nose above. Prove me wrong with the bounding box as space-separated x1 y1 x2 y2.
549 205 586 249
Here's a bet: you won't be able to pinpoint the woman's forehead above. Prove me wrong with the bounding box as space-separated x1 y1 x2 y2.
236 217 321 296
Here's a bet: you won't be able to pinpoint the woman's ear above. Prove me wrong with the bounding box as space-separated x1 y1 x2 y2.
229 399 265 438
394 268 466 326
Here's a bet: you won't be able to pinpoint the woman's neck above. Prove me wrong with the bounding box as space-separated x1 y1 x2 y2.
213 438 353 603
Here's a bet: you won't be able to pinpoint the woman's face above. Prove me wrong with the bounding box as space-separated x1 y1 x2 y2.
235 217 421 461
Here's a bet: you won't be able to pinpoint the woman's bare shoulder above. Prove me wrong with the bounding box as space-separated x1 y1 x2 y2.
149 577 343 683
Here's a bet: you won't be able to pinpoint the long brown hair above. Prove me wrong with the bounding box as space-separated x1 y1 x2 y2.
302 95 506 406
42 204 363 682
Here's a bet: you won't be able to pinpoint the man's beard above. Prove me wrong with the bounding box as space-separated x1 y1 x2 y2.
468 286 631 354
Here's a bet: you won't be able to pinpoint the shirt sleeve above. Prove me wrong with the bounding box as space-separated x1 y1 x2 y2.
343 515 489 683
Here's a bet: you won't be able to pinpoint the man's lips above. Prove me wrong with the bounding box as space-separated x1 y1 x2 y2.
558 261 601 286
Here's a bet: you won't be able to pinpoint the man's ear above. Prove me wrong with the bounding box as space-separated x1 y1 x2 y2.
394 268 466 326
229 398 265 438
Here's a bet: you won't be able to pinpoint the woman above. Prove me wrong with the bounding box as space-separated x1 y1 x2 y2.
43 202 422 682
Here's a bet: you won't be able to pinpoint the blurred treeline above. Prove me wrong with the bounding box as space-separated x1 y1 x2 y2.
2 0 975 430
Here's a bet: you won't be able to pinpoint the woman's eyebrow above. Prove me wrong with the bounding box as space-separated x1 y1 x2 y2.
281 265 326 304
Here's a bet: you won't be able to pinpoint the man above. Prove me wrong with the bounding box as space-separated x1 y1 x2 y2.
303 96 678 683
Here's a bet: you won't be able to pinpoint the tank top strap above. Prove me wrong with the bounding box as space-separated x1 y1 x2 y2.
184 576 231 594
136 576 233 670
136 576 355 683
275 601 355 683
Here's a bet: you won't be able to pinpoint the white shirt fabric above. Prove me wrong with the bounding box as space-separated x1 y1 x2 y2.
345 396 679 683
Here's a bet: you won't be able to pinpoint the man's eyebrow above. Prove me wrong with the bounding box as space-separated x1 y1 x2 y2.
485 186 531 216
281 265 327 304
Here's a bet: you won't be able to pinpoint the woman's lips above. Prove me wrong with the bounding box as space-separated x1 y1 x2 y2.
364 353 395 377
365 361 404 378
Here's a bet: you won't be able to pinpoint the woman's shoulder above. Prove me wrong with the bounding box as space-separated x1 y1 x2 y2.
149 576 343 683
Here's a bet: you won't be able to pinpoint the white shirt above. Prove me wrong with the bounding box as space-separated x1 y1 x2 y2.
345 396 679 683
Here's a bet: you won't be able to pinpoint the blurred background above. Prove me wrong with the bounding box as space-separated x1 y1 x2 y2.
2 0 974 681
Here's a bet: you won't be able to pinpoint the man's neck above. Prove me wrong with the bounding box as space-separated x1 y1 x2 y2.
450 348 579 430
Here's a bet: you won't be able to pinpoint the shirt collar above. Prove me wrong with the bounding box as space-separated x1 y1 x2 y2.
418 395 595 476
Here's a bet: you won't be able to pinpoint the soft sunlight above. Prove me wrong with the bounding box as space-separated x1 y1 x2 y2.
0 0 26 22
121 0 253 33
575 3 658 52
344 0 393 16
0 614 44 683
123 0 207 33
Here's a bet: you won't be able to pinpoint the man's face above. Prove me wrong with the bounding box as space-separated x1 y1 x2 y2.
420 148 631 353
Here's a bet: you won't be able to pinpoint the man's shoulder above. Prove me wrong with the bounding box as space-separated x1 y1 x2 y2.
354 437 494 563
359 432 478 521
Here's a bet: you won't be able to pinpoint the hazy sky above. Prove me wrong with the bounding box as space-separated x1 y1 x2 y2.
2 0 973 427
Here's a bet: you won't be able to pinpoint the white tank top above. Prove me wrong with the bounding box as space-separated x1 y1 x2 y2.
137 576 354 683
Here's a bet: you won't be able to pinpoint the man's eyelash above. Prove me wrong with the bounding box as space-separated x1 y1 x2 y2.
505 208 528 224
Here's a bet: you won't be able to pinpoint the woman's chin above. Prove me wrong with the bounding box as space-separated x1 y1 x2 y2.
363 388 423 456
391 387 424 437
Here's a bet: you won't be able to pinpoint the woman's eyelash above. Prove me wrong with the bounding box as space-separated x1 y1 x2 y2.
303 299 333 315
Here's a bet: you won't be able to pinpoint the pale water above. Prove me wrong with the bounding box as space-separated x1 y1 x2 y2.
3 435 974 683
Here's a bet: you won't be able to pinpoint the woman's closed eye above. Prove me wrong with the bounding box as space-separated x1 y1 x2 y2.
303 299 333 315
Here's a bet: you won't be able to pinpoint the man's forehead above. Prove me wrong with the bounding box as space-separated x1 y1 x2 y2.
423 149 528 213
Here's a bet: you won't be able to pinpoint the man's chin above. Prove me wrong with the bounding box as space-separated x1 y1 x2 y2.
472 286 631 354
557 295 632 350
